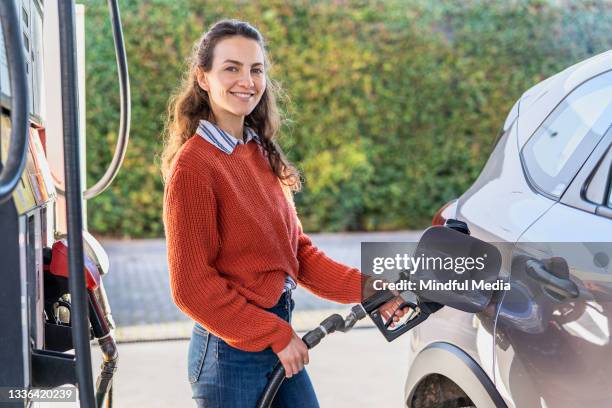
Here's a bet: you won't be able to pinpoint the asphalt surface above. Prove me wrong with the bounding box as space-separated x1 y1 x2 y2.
90 230 422 407
90 329 413 408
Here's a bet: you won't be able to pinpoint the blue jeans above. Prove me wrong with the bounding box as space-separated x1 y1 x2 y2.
188 290 320 408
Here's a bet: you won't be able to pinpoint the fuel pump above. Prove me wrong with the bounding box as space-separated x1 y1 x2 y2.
44 235 118 407
0 0 130 407
256 221 502 408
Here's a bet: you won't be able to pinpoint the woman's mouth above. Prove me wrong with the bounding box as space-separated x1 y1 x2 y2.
230 91 255 101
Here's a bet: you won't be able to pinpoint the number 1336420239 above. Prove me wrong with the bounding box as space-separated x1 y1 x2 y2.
0 386 76 402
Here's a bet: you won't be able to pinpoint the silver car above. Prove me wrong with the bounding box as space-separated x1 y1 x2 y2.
404 50 612 408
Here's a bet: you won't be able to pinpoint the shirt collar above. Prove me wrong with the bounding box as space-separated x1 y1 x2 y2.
196 119 259 155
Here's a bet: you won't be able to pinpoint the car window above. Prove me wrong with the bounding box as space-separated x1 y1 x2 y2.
586 144 612 205
608 166 612 208
521 70 612 198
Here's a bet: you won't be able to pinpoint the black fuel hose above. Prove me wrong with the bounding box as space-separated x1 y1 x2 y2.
257 306 366 408
95 335 118 407
55 0 131 200
57 2 96 407
88 289 118 407
0 0 29 204
256 317 341 408
83 0 130 200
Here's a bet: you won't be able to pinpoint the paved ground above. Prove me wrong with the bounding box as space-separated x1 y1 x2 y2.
84 231 422 407
90 329 413 408
46 327 414 408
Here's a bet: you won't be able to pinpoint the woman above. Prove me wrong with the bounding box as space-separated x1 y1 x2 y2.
162 19 409 407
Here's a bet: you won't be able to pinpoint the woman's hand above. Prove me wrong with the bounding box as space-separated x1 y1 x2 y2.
379 295 419 328
276 330 309 378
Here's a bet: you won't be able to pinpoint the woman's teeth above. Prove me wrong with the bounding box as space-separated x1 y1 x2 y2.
231 92 253 98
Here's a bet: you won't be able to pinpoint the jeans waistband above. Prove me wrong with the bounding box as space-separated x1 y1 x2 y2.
281 285 293 297
195 290 292 332
277 288 292 307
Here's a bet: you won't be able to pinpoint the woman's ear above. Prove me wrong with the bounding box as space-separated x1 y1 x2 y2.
195 67 209 92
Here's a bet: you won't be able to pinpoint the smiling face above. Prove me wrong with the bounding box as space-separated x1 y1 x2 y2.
197 36 266 123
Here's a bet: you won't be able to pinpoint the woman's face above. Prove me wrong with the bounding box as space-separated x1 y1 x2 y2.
198 36 266 120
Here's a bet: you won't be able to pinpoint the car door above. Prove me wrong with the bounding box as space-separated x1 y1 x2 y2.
494 71 612 408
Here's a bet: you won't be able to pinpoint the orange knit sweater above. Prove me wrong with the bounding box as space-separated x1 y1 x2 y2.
163 135 363 353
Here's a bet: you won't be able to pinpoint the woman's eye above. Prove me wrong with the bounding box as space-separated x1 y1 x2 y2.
225 66 238 72
252 68 264 74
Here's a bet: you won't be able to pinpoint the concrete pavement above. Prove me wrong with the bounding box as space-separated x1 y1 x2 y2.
91 328 413 408
91 230 423 407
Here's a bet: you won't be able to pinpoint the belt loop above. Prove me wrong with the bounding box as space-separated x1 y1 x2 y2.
286 289 292 320
283 289 289 315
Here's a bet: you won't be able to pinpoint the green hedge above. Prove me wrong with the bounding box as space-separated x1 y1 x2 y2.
83 0 611 237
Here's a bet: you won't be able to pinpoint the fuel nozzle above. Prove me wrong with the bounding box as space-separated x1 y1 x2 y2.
362 289 432 342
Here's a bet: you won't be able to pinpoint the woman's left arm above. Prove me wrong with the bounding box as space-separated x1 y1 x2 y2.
279 181 364 304
296 227 364 304
297 229 417 326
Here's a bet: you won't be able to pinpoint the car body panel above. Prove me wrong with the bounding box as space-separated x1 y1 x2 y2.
406 118 555 403
404 50 612 407
407 307 495 381
405 342 507 408
495 202 612 408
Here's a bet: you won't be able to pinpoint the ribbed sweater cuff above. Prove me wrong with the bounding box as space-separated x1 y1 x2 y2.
271 321 294 353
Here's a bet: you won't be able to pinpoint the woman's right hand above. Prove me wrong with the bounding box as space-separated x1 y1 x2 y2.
276 330 309 378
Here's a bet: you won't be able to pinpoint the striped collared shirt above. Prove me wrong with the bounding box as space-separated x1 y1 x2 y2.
196 119 259 154
196 119 297 292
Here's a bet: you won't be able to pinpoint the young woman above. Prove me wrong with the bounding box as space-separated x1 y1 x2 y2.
161 19 410 407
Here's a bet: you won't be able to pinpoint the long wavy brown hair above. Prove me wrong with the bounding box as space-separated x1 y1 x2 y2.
160 19 301 190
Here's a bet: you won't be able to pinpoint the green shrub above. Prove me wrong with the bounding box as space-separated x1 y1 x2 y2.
82 0 611 237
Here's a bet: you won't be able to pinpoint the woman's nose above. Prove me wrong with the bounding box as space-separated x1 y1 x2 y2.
238 72 254 88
